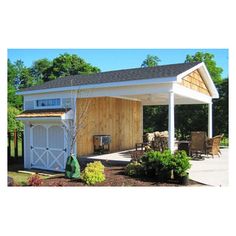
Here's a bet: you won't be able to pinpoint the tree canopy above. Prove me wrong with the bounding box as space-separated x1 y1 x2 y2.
141 54 161 67
185 52 223 83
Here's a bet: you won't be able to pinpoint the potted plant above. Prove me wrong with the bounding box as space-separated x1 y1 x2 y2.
173 151 191 185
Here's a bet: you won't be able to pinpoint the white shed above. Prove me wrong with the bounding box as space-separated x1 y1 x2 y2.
17 62 219 172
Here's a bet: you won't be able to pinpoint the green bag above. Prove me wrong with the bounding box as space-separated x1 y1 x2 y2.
65 155 80 179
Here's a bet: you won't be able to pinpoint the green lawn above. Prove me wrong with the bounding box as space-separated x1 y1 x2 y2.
8 171 49 186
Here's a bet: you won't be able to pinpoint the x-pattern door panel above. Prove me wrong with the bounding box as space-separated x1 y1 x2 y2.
30 124 67 172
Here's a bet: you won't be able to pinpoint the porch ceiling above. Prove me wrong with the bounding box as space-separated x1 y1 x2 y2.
124 93 209 105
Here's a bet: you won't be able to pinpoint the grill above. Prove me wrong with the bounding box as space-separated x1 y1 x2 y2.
93 135 112 154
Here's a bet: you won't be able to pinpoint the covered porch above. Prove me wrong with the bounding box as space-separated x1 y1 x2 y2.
79 62 218 153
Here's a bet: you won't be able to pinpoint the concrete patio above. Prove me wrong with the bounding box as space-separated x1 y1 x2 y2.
80 150 132 166
189 148 228 187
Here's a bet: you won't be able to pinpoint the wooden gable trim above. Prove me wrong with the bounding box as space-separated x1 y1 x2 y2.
179 69 211 96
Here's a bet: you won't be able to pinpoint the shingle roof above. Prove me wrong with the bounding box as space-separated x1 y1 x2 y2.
18 62 201 92
16 108 71 118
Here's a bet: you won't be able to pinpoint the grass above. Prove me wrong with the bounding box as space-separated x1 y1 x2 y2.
8 171 49 186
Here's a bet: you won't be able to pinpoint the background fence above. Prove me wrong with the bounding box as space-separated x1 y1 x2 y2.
8 130 24 164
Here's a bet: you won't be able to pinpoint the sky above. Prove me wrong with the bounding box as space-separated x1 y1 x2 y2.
8 49 229 78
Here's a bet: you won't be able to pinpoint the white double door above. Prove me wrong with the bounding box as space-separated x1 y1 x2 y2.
30 124 67 172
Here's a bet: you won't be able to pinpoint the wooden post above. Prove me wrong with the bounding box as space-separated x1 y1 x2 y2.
8 131 11 158
14 129 18 159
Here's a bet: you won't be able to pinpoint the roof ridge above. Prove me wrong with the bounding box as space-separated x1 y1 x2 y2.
17 61 202 93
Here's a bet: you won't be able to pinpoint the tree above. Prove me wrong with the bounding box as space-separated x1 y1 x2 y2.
143 105 168 133
8 59 23 108
13 60 35 89
185 52 223 83
141 54 161 67
42 53 101 82
213 79 228 137
8 106 23 131
31 58 52 85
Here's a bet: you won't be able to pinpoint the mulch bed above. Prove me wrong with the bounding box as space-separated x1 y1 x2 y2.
9 159 205 187
40 166 204 187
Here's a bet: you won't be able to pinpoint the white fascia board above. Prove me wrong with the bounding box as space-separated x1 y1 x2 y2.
16 117 63 122
176 62 204 82
176 62 219 99
110 96 141 102
199 63 219 98
16 77 177 96
173 84 212 104
24 91 77 101
79 83 173 98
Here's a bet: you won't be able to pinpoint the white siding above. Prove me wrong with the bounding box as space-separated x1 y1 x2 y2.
24 101 34 110
62 98 74 109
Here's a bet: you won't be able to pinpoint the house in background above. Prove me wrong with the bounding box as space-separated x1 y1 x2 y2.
16 62 219 172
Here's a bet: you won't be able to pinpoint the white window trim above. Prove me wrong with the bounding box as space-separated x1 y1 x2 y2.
34 98 62 109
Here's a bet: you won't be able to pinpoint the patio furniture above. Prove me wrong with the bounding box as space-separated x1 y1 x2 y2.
177 140 190 155
130 150 145 162
135 142 149 151
189 131 207 158
206 134 224 158
93 135 112 154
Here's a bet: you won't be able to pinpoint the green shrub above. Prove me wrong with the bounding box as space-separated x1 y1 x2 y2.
81 161 105 185
173 151 191 177
125 161 144 177
158 150 175 171
141 150 175 176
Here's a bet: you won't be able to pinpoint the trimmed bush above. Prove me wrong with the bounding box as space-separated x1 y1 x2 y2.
141 150 175 177
173 150 191 177
125 161 144 177
126 150 192 183
81 161 105 185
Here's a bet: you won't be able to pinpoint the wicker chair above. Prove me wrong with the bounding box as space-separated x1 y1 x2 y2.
206 134 224 158
189 131 207 158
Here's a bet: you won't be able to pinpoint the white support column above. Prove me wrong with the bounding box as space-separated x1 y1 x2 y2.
208 101 213 138
168 91 175 153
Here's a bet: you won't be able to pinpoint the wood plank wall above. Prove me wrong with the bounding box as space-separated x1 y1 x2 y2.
76 97 142 156
180 69 210 96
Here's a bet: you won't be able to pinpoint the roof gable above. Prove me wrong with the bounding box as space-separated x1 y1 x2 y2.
179 69 210 96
